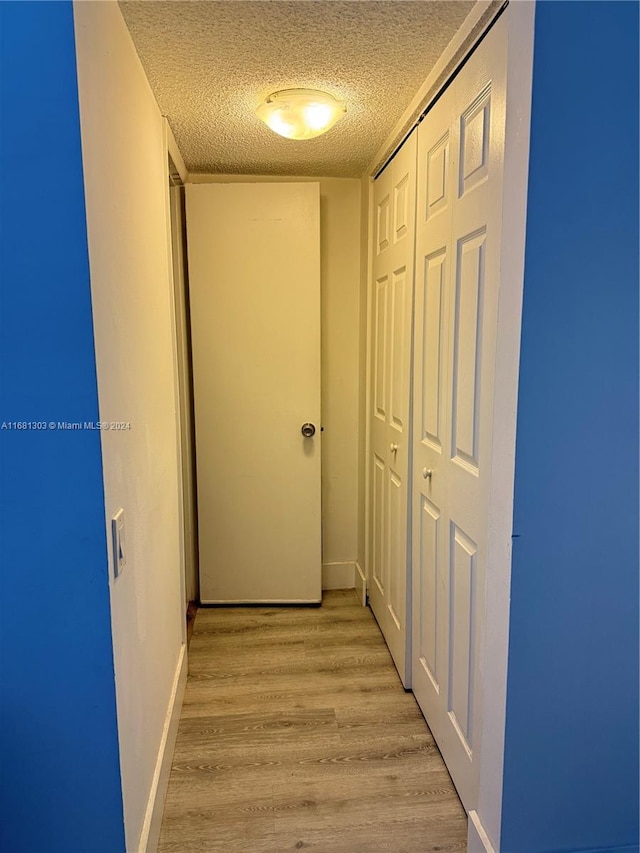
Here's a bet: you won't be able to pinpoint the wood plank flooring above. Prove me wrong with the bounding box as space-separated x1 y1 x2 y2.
158 589 467 852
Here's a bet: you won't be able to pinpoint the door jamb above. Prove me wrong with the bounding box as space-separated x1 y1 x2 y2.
162 119 194 638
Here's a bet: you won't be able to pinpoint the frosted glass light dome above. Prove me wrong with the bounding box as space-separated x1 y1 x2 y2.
256 89 346 140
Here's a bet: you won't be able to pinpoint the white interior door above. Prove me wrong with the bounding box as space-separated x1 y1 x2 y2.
368 133 417 686
186 182 322 603
412 17 507 810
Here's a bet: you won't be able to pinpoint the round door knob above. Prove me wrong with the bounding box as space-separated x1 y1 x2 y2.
390 443 399 452
423 468 433 479
301 422 316 438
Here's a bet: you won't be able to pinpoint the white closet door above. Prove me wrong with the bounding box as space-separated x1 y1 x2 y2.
412 16 507 810
368 133 417 686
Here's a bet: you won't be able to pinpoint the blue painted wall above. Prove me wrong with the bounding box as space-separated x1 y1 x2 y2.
0 4 126 851
502 3 639 852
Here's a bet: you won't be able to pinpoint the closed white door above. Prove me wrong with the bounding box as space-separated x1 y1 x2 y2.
186 182 322 603
368 133 417 686
412 17 507 810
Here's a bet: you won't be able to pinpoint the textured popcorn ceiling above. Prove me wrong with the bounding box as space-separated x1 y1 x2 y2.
119 1 474 177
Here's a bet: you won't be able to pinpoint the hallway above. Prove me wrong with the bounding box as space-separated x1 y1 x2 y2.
158 590 467 852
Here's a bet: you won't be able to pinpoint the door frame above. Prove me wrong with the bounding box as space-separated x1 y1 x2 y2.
163 119 197 627
363 3 536 849
167 150 200 608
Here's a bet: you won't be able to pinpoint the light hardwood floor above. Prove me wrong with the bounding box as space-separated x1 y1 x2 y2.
158 589 467 852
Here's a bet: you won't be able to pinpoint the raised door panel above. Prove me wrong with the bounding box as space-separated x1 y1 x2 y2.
390 266 408 434
451 230 486 474
374 276 388 422
387 470 404 630
377 193 390 254
448 522 477 756
427 133 450 220
394 174 410 242
372 455 386 597
421 250 447 451
459 86 491 198
418 495 440 691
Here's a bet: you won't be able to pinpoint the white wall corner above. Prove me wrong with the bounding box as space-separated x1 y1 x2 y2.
468 811 497 853
321 561 357 590
137 644 188 853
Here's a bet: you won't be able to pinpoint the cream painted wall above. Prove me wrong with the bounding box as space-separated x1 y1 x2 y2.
318 180 361 579
74 3 185 851
189 174 362 588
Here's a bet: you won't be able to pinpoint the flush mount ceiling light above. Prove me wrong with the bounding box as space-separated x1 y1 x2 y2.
256 88 346 140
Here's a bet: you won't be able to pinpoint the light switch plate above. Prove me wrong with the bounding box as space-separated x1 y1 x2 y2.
111 508 126 578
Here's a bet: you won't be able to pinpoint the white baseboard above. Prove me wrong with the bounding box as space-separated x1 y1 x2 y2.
354 561 367 606
468 811 496 853
137 642 188 853
322 561 357 590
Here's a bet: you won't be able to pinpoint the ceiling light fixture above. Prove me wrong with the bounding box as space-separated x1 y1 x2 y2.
256 89 346 140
